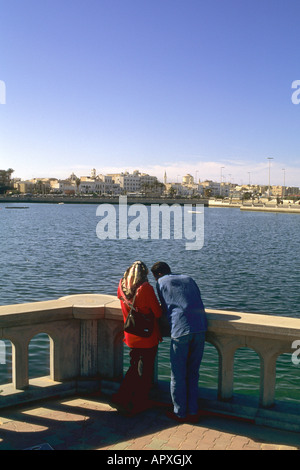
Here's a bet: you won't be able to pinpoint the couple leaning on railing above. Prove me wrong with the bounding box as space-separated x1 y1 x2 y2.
110 260 207 424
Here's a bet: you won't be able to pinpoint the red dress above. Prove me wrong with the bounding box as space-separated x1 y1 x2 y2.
118 280 162 348
112 281 163 413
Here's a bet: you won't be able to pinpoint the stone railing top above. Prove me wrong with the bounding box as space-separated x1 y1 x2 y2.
205 308 300 341
0 299 74 328
59 294 117 320
59 294 117 306
0 294 300 341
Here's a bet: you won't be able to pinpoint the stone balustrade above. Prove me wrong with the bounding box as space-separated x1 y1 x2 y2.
0 294 300 431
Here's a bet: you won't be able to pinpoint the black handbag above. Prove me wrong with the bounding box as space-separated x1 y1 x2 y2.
122 292 155 338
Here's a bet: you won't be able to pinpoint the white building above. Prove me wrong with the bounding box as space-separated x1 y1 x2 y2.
182 174 194 185
108 170 158 194
79 173 121 195
198 180 221 196
50 178 77 194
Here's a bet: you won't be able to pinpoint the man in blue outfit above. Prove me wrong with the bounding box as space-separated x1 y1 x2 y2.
151 262 207 423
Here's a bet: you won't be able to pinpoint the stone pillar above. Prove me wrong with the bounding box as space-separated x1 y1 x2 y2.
63 294 123 381
12 340 29 390
97 319 124 380
218 346 235 401
2 327 31 390
80 319 98 377
259 352 277 408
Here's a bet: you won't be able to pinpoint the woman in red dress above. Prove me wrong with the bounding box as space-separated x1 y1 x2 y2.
112 261 162 415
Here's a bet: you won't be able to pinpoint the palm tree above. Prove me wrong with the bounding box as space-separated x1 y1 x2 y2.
0 168 14 193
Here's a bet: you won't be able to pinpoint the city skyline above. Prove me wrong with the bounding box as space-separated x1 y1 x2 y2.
6 166 298 190
1 1 300 186
1 158 297 188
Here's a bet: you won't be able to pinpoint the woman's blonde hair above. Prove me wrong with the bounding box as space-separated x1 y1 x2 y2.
121 260 148 299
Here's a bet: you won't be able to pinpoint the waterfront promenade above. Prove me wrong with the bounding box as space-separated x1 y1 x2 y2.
0 392 300 451
2 194 300 214
1 294 300 451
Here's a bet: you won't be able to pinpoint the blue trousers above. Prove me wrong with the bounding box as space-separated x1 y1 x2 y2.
170 332 206 418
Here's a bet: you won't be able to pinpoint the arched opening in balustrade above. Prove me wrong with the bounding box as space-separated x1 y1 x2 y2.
122 339 220 398
0 339 12 385
233 347 260 400
129 338 219 391
157 338 171 382
275 352 300 404
123 339 173 383
198 342 219 393
28 333 51 380
123 344 130 374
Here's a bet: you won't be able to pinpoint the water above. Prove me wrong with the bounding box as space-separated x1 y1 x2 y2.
0 202 300 402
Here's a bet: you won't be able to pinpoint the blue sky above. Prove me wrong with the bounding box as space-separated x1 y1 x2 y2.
1 0 300 186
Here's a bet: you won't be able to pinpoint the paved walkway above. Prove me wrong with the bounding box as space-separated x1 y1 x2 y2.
0 393 299 451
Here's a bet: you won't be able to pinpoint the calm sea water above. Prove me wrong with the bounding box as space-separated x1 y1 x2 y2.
0 202 299 403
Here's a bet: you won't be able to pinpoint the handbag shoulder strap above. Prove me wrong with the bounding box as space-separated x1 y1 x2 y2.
118 291 137 311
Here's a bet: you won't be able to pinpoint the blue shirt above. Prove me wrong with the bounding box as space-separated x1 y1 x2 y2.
156 274 207 338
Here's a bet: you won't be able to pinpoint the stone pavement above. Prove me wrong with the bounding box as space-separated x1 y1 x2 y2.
0 393 299 451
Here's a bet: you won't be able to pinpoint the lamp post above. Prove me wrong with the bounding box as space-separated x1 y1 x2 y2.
267 157 274 199
282 168 286 199
176 175 180 195
220 166 225 196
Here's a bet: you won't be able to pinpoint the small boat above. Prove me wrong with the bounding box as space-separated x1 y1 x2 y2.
5 206 29 209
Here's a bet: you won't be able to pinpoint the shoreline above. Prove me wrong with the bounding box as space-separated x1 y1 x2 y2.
240 205 300 213
0 195 209 206
1 195 300 213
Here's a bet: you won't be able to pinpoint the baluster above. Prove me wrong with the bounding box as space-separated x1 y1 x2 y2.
12 341 29 390
218 346 235 401
259 352 277 408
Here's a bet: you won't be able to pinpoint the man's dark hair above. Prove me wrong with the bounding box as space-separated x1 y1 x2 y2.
151 262 171 277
